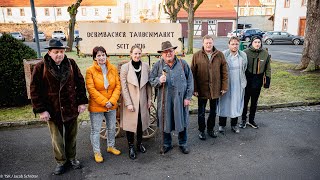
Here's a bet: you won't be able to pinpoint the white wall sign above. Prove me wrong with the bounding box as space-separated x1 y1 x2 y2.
78 22 182 54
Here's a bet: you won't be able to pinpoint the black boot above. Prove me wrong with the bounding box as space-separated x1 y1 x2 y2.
137 143 146 153
129 144 136 160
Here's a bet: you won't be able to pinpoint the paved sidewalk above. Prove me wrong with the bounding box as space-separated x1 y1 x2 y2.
0 106 320 179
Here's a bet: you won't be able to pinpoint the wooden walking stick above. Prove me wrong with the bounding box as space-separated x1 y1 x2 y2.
160 67 168 155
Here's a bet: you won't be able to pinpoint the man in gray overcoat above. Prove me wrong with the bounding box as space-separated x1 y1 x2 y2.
149 41 194 154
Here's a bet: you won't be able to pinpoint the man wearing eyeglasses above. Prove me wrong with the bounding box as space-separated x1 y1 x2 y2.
149 41 194 154
217 36 248 134
191 35 228 140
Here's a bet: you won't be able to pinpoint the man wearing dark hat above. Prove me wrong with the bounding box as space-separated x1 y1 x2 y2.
149 41 194 154
191 35 228 140
30 39 88 175
240 35 271 129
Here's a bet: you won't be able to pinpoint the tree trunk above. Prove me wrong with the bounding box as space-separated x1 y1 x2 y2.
296 0 320 71
67 15 76 52
187 1 194 54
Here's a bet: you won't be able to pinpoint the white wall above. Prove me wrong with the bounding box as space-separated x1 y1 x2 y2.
0 0 163 24
274 0 307 35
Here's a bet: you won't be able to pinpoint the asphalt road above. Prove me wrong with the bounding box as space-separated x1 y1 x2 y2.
187 38 303 64
1 106 320 179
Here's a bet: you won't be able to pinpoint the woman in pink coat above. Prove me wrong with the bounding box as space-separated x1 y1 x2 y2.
120 45 152 160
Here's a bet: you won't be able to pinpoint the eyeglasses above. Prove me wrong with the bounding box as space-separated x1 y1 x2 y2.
162 49 174 54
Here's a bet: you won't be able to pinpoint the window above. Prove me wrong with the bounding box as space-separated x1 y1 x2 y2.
44 8 49 16
284 0 290 8
208 20 216 24
302 0 307 6
20 8 25 16
249 8 254 16
124 3 130 19
108 8 112 15
265 8 272 15
95 8 99 16
82 8 86 16
7 8 12 16
195 20 202 24
240 8 244 16
282 18 288 31
57 8 62 16
280 32 288 36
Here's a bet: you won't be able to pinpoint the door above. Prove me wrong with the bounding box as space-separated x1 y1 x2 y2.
201 22 208 37
217 22 232 36
299 18 306 36
180 22 188 38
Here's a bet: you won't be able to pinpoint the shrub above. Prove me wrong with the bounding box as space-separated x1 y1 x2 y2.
0 33 37 107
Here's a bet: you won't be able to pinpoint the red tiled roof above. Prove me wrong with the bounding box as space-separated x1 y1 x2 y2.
230 0 261 7
0 0 117 7
177 0 237 19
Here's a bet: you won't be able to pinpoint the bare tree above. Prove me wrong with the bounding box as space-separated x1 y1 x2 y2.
66 0 82 52
181 0 203 54
295 0 320 71
163 0 183 23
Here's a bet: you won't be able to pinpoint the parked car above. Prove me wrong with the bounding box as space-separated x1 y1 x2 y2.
227 30 241 38
33 31 46 42
10 32 25 41
74 30 79 41
52 30 66 41
263 31 304 45
239 28 264 42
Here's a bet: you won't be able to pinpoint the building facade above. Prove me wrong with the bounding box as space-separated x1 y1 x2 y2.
274 0 307 36
177 0 237 37
0 0 164 24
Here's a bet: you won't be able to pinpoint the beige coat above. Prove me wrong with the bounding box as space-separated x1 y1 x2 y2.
120 61 152 133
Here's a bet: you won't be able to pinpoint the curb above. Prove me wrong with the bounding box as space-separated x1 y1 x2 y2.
1 101 319 129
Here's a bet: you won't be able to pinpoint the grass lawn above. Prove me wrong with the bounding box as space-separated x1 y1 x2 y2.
0 51 319 122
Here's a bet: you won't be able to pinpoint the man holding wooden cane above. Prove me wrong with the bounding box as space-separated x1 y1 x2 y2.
149 41 194 154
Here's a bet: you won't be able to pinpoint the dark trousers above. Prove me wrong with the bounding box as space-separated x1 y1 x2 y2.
198 98 218 132
126 110 142 145
163 127 187 147
242 87 261 122
47 119 78 165
219 117 238 127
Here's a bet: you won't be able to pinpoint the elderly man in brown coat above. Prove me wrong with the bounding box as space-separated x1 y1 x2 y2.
191 35 228 140
30 39 88 175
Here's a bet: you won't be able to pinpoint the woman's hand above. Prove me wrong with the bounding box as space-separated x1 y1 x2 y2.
127 105 134 112
106 102 113 108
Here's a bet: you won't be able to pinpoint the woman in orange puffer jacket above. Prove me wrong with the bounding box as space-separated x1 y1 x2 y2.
85 46 121 163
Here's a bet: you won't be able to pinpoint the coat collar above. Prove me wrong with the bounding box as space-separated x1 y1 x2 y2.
201 46 219 59
126 60 149 88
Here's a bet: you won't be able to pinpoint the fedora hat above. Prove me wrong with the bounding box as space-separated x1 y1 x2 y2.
157 41 177 53
44 38 69 49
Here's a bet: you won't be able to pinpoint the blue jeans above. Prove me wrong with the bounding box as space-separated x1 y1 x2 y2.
163 128 187 147
89 110 116 153
198 98 218 132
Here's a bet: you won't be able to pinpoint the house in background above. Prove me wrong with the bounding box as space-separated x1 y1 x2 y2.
0 0 164 24
231 0 275 31
177 0 237 37
274 0 307 36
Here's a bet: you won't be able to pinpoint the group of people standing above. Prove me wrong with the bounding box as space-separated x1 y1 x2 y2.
30 34 271 175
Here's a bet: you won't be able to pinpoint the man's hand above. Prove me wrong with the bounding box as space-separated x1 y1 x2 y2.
39 111 51 121
184 99 191 107
221 90 227 96
159 75 166 83
78 104 86 113
193 92 199 97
